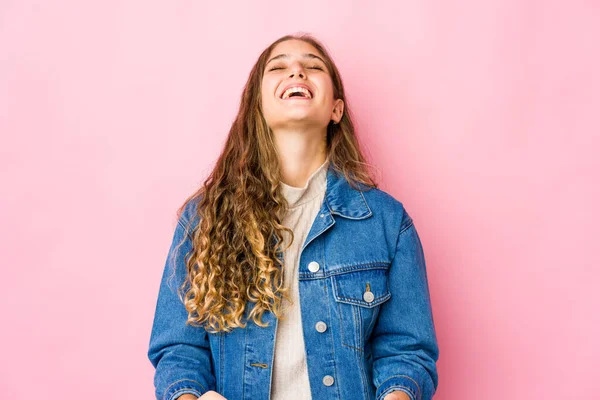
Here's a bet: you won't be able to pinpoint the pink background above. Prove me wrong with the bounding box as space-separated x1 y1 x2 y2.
1 1 599 399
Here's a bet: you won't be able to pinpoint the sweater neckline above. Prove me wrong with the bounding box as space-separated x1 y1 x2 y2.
279 158 329 209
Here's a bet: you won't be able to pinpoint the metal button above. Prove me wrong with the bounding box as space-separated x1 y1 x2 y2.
315 321 327 333
322 375 334 386
320 213 325 218
363 291 375 303
308 261 320 273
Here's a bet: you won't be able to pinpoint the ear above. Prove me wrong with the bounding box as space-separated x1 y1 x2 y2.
330 98 344 124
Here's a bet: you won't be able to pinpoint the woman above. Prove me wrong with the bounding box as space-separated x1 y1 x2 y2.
148 33 439 400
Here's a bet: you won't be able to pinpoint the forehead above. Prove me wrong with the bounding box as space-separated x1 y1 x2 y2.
267 39 323 59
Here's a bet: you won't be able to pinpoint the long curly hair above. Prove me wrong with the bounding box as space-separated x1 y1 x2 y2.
173 33 379 334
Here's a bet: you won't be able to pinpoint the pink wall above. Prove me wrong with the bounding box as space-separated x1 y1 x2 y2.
1 1 598 399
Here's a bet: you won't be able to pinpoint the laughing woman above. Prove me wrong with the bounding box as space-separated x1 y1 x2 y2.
148 33 439 400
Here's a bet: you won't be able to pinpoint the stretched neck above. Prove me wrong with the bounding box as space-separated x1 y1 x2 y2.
273 126 328 188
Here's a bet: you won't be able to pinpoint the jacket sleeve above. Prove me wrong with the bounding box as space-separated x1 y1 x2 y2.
148 210 216 400
370 209 440 400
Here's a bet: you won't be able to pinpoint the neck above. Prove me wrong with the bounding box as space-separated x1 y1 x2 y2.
273 126 328 188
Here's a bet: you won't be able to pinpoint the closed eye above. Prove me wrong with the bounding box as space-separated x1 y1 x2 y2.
267 65 324 72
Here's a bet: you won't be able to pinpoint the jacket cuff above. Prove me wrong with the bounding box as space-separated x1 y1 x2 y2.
376 375 421 400
164 378 205 400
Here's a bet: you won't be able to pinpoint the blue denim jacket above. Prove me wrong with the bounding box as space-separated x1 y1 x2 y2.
148 164 439 400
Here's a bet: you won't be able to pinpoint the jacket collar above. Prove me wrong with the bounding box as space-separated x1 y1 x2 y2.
324 163 372 220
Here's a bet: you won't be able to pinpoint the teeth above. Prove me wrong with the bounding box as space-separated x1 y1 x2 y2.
282 87 312 99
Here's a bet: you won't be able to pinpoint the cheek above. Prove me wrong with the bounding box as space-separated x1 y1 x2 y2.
317 79 335 102
260 84 267 100
259 83 277 118
261 82 276 103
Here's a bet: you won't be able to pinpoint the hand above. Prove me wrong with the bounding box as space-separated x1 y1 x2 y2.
198 391 227 399
383 390 412 400
178 391 227 400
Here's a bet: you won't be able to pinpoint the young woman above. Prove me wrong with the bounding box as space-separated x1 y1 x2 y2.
148 33 439 400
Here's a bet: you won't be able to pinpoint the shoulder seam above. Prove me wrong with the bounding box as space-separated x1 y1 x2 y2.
176 215 194 241
393 210 414 254
398 217 414 238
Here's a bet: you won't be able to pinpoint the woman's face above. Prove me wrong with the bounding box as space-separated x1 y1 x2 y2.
260 39 343 131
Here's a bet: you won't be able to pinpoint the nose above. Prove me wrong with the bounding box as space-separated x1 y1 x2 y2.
288 61 305 79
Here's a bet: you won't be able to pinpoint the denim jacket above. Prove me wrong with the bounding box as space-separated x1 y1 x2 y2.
148 164 439 400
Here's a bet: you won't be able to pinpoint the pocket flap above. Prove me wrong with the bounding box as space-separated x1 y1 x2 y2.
331 268 391 308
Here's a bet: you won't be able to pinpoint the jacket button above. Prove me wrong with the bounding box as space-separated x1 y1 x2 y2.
308 261 320 273
315 321 327 333
363 291 375 303
322 375 334 386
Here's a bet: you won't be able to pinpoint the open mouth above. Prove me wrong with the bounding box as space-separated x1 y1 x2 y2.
280 86 313 100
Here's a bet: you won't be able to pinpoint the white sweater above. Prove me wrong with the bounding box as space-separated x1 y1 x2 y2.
270 158 329 400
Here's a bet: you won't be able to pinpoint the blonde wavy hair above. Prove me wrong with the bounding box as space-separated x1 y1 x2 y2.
172 33 379 334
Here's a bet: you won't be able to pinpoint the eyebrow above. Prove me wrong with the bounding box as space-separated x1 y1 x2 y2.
266 53 327 66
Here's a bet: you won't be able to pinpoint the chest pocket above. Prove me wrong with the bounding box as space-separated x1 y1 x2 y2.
330 266 391 352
